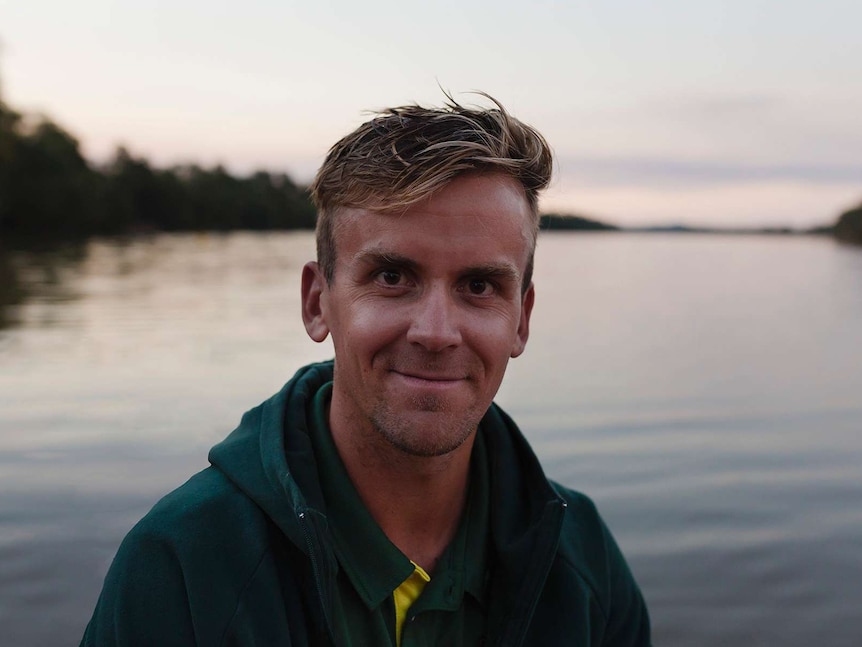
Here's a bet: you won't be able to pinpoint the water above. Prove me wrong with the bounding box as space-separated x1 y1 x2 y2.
1 231 861 646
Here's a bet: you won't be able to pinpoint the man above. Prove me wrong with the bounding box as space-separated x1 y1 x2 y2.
81 96 651 646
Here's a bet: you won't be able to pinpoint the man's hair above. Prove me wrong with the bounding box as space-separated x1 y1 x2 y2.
310 94 553 290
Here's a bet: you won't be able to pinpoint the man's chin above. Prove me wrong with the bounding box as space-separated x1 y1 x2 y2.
409 393 449 412
370 408 479 458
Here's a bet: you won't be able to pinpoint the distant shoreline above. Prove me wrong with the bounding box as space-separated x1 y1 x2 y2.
0 216 851 252
538 213 841 238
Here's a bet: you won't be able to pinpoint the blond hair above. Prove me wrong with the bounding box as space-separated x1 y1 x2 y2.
310 94 553 289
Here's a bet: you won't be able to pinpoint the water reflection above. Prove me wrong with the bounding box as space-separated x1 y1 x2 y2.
0 251 26 329
0 242 87 330
1 232 861 646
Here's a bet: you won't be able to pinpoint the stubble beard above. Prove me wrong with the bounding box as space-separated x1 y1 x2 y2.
369 392 480 458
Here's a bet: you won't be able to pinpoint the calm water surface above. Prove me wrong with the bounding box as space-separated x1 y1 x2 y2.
1 232 861 646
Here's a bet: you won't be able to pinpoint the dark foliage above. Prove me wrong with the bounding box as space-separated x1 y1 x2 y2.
539 213 618 231
0 116 102 238
0 93 316 242
834 204 862 245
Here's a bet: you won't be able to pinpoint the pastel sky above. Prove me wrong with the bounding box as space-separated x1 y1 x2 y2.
1 0 860 227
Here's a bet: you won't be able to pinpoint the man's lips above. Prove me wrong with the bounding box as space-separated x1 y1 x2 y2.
390 369 466 383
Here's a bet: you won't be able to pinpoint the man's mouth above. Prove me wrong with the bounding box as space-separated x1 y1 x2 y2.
391 369 465 384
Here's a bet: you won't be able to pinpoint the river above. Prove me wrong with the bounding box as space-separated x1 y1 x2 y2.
1 231 861 646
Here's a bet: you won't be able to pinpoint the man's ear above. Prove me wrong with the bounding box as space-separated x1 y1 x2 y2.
511 282 534 358
301 262 330 342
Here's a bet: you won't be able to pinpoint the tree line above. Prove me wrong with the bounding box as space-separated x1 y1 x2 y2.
1 79 860 245
834 204 862 245
0 92 316 242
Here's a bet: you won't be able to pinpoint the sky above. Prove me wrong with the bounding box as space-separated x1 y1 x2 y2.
1 0 860 228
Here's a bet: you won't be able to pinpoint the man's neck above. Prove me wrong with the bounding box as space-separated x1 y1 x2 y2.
329 417 475 574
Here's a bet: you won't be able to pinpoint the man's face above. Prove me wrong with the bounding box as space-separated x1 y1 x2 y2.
302 173 535 457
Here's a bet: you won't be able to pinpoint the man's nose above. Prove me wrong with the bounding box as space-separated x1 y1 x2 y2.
405 286 463 352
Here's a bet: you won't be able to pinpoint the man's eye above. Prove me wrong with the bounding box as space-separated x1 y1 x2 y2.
379 270 403 286
467 279 493 295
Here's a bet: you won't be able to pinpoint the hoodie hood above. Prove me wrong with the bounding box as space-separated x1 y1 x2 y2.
208 361 335 553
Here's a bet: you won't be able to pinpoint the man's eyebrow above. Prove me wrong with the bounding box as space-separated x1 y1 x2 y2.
353 250 419 271
353 250 521 283
461 263 521 284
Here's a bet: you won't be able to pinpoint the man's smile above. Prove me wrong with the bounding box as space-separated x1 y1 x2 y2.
389 369 467 388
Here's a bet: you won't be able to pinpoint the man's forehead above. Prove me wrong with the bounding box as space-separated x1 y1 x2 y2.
337 209 533 256
335 172 531 219
334 201 534 249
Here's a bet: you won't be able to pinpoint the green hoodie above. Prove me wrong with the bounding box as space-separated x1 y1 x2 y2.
80 361 650 646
